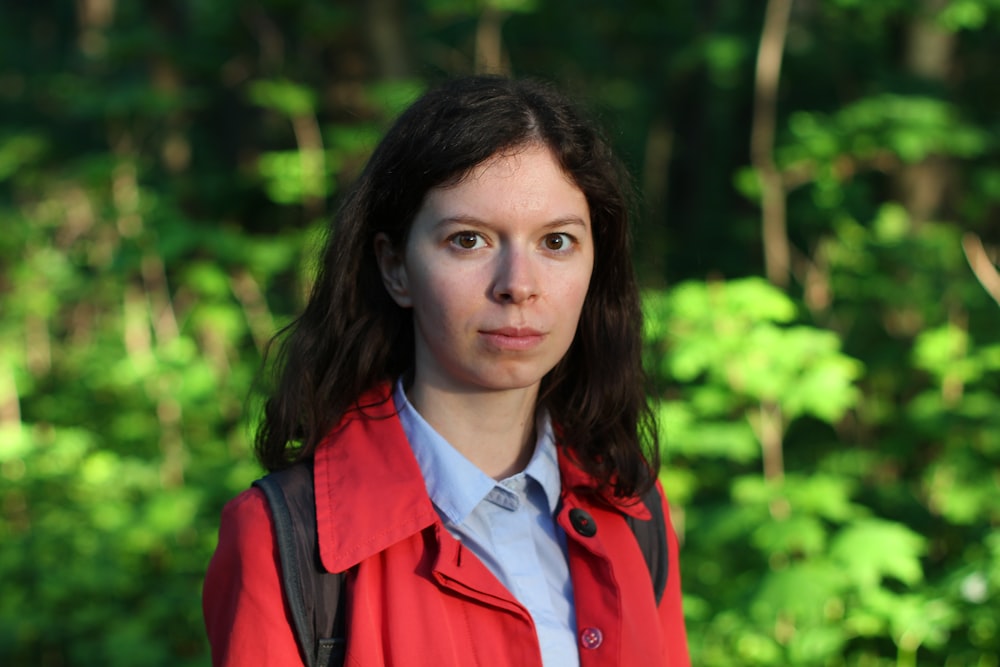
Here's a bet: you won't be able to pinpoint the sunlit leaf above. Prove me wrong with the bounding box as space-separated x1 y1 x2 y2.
752 515 828 556
752 561 846 624
786 625 848 664
248 79 317 117
830 519 927 588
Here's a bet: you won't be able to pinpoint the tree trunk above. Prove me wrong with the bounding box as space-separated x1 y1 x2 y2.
751 0 793 288
475 4 509 74
366 0 409 79
897 0 955 225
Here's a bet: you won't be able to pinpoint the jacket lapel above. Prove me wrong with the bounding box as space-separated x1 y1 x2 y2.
313 384 438 574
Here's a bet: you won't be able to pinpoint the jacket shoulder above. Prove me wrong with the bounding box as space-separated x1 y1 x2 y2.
203 487 304 666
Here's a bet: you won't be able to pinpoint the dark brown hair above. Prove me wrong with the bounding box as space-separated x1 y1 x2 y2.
256 75 659 498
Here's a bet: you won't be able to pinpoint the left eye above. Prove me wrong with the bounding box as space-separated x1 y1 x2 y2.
543 233 573 251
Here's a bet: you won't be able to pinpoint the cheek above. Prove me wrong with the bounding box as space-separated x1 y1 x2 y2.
407 264 474 326
564 264 594 315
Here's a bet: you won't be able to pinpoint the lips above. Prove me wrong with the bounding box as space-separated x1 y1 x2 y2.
485 326 543 337
479 326 546 351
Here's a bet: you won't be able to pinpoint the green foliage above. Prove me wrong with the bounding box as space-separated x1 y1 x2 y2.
257 149 331 204
249 79 319 117
645 278 862 455
643 243 1000 664
785 95 990 164
427 0 540 16
936 0 1000 30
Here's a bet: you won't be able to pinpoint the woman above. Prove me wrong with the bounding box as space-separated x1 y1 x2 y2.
203 75 690 666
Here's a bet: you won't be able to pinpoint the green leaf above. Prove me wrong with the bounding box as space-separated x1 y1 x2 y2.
257 149 330 204
247 79 317 117
0 424 30 463
182 262 231 299
752 561 846 624
656 401 760 462
937 0 991 30
0 133 47 182
858 589 959 651
782 474 863 523
752 515 828 557
872 203 910 243
366 80 426 117
923 460 999 525
657 467 696 508
786 625 848 664
913 323 976 383
830 519 927 588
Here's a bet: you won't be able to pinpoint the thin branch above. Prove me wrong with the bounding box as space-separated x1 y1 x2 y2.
230 269 276 354
751 0 793 288
0 362 21 427
757 400 785 485
290 113 326 220
475 4 509 74
962 233 1000 307
366 0 409 79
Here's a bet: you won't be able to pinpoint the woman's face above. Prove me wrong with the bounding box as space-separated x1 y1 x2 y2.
377 143 594 397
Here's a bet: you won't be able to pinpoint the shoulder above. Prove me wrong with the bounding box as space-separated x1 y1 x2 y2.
204 487 304 665
205 487 281 603
207 487 277 587
219 487 274 539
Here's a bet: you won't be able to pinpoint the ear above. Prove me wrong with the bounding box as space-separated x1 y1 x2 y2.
374 233 412 308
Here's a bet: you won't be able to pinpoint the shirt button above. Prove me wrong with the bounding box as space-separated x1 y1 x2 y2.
569 508 597 537
580 626 603 650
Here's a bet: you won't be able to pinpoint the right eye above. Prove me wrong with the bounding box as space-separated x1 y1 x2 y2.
449 231 486 250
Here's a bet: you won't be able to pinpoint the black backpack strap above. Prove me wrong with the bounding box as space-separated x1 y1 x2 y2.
253 464 347 667
625 483 669 605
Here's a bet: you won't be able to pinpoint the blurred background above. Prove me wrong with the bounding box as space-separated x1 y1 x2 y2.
2 0 999 665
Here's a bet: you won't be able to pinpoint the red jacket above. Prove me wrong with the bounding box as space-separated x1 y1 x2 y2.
203 389 690 666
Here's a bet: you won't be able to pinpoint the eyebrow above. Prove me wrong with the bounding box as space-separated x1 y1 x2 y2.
434 214 589 230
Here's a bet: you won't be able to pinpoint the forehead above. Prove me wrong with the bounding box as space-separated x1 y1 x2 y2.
459 141 571 183
418 144 589 224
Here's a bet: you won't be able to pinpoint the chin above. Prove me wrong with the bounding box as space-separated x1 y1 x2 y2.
471 368 551 393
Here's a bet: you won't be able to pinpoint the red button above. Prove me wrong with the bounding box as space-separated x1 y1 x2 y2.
580 626 603 649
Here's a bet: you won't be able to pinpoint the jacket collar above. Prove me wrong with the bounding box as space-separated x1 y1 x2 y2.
312 382 650 573
557 451 652 521
313 383 439 573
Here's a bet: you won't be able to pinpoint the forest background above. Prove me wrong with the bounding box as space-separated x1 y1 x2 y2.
2 0 1000 665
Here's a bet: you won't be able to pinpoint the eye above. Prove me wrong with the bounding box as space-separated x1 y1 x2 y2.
449 231 486 250
543 233 574 252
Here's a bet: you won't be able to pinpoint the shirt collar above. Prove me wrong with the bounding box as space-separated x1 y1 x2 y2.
522 412 562 515
393 378 562 524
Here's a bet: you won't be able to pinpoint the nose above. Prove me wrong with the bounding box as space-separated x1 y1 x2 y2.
492 247 539 303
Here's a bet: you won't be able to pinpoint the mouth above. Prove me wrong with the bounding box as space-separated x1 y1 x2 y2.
479 327 546 351
485 326 544 337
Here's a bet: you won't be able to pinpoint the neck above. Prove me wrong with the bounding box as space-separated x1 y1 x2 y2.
407 381 540 480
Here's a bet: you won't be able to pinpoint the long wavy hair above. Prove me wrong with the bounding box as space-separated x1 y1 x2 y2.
256 75 659 499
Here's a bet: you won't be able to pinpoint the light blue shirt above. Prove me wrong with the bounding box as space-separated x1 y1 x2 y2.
393 380 579 666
